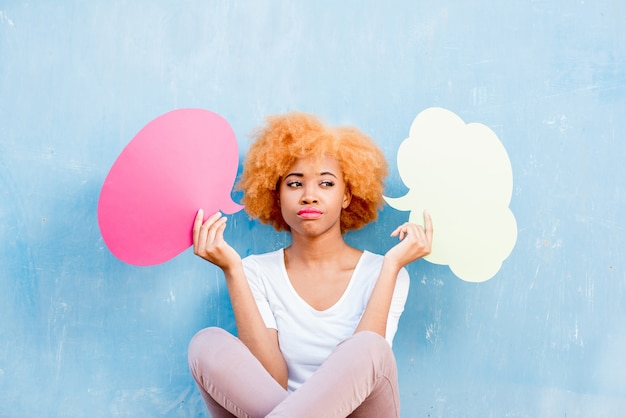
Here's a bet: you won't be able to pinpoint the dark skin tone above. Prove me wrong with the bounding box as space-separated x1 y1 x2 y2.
193 155 433 388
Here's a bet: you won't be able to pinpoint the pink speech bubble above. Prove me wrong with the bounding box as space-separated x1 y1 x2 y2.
98 108 243 266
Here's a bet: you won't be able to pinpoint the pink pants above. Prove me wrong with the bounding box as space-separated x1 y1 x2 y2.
188 327 400 418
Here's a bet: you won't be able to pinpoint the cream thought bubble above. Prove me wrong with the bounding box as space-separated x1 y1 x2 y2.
384 107 517 282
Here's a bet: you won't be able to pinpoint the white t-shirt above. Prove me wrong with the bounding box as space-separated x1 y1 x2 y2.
242 249 410 392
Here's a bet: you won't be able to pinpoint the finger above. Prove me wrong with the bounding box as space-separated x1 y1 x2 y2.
401 224 418 241
193 209 204 247
196 211 221 252
423 210 434 241
200 211 222 231
390 223 407 239
204 210 222 224
206 216 227 244
405 224 417 239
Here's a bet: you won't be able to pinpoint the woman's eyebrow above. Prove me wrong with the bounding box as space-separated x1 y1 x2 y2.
284 171 338 179
284 172 303 179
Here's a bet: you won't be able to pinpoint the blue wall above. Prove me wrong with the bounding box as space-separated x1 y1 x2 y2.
1 1 625 416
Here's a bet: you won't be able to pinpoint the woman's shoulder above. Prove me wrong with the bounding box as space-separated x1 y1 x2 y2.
359 250 383 265
357 250 410 280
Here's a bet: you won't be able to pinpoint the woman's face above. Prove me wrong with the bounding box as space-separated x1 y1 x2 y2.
278 155 351 238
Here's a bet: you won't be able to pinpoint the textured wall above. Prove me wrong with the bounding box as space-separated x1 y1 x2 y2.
1 1 625 417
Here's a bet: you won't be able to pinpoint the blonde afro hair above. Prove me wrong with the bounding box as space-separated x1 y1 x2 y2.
237 112 388 233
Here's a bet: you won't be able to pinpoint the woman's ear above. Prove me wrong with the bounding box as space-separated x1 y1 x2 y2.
342 187 352 209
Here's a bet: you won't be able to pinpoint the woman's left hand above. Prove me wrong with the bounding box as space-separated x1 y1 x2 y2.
385 210 433 270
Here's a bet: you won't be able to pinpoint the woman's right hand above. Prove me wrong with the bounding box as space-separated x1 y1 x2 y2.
193 209 241 272
384 210 433 271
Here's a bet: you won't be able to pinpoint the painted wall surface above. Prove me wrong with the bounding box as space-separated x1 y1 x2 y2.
1 1 625 417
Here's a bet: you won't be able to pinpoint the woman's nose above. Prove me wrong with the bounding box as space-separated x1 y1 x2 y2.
300 186 319 204
300 195 319 204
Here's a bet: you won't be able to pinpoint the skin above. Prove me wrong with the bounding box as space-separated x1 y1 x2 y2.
193 155 433 390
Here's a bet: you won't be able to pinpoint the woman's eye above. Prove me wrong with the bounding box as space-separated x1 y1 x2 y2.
286 181 302 188
320 181 335 187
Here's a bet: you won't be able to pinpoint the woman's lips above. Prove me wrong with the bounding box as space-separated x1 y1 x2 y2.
297 207 323 219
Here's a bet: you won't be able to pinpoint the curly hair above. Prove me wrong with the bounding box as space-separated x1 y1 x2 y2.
237 112 388 233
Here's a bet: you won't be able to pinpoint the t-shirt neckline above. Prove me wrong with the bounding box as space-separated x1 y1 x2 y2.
278 248 369 313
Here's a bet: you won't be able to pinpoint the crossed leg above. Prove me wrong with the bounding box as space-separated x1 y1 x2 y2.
188 327 400 418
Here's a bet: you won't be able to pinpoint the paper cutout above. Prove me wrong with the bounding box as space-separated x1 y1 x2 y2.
98 108 243 266
385 107 517 282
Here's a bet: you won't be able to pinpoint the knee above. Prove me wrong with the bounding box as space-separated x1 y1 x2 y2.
188 326 227 354
187 327 232 373
349 332 396 369
351 331 392 353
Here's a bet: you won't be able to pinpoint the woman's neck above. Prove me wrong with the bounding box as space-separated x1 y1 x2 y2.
286 231 359 269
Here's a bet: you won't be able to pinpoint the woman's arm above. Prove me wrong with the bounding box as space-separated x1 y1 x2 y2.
354 211 433 338
193 210 289 389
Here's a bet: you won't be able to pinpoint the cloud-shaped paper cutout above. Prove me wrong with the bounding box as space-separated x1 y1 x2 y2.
98 108 243 266
385 107 517 282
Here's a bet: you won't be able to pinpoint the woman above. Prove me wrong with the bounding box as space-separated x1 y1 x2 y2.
188 112 433 417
